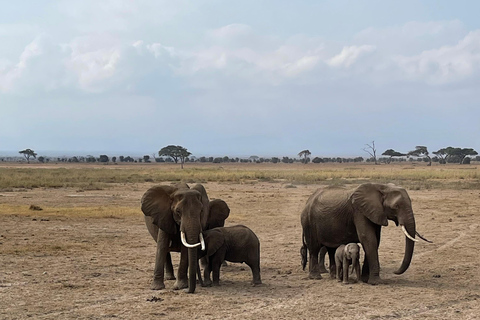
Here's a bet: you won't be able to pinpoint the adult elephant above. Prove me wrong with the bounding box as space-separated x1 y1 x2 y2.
301 183 430 285
142 183 230 293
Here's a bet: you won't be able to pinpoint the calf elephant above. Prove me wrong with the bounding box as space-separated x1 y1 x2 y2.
335 243 361 284
199 225 262 286
142 183 230 293
301 183 430 285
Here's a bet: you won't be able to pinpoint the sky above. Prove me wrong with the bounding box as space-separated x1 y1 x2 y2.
1 0 479 158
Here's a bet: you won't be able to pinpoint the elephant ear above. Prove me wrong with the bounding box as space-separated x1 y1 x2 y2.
204 228 225 257
191 184 210 229
141 185 178 234
207 199 230 229
351 183 388 226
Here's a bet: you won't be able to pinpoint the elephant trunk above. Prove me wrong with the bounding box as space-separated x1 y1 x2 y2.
182 225 202 293
394 213 416 275
187 247 197 293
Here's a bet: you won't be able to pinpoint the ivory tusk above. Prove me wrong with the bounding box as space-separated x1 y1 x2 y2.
200 233 205 251
401 225 419 242
416 231 433 243
181 231 202 248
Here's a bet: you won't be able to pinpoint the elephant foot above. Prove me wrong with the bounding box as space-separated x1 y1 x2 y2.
252 280 262 286
173 279 188 290
367 275 381 285
308 272 322 280
165 273 176 281
212 281 220 286
150 279 165 290
203 279 212 287
318 266 328 273
342 281 349 285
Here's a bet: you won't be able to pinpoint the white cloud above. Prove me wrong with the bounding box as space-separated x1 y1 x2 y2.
393 30 480 84
327 45 376 68
64 36 122 92
0 36 44 92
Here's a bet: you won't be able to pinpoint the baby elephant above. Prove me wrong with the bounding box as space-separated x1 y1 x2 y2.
199 225 262 286
335 243 361 284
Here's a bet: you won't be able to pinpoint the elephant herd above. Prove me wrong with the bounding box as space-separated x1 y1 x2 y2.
141 182 431 293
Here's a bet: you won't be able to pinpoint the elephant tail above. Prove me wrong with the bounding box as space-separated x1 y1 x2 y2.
300 232 308 271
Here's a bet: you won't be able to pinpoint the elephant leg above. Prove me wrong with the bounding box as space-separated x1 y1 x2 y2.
358 224 381 285
308 246 322 279
342 259 350 284
318 246 328 273
327 247 337 279
173 245 189 290
151 230 170 290
248 260 262 286
165 253 176 280
354 261 361 283
211 255 223 286
203 258 213 287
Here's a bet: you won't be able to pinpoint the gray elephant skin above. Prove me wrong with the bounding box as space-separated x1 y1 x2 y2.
142 183 230 293
199 225 262 287
335 243 361 284
301 183 424 285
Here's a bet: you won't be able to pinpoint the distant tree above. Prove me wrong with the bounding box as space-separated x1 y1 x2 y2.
143 155 151 163
298 150 311 164
249 155 259 163
86 155 96 163
271 157 280 163
382 149 405 164
119 155 125 162
363 141 378 165
312 157 323 163
99 155 109 163
159 145 191 169
19 149 37 164
213 157 223 163
442 147 478 164
111 156 117 163
37 156 45 163
407 146 431 166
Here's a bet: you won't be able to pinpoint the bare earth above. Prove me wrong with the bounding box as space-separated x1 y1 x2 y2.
1 172 479 319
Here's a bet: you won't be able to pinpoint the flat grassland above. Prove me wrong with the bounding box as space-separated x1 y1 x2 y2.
1 162 479 319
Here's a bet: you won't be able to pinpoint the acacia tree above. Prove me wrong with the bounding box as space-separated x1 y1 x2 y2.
298 150 311 164
363 141 378 165
382 149 405 164
408 146 432 166
19 149 37 164
158 145 191 169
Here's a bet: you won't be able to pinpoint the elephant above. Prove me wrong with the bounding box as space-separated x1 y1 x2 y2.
198 225 262 287
335 243 361 284
301 183 431 285
142 183 230 293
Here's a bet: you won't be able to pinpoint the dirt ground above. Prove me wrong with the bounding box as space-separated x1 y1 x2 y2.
1 174 480 319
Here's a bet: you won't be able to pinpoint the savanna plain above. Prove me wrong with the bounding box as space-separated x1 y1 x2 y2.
1 162 479 319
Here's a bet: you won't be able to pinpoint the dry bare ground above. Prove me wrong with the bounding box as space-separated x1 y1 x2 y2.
1 164 479 319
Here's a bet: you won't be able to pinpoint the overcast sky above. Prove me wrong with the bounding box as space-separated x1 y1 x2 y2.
1 1 479 158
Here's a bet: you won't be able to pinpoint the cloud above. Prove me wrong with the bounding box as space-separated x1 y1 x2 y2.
327 45 376 68
392 30 480 84
0 35 45 92
64 35 122 92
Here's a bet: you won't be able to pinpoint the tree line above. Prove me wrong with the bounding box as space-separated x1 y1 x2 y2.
7 144 479 166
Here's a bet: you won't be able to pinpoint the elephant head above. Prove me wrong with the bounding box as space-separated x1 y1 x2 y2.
351 183 417 275
344 243 360 262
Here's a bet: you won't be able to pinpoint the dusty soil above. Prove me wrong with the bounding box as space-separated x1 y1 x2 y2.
1 176 479 319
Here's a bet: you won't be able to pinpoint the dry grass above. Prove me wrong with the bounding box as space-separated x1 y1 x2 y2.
0 162 479 190
0 204 138 218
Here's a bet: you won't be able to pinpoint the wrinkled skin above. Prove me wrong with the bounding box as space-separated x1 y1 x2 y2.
198 225 262 287
301 183 418 285
335 243 361 284
142 183 230 293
